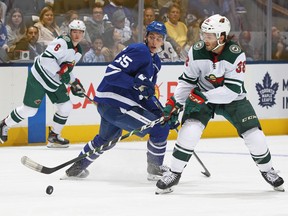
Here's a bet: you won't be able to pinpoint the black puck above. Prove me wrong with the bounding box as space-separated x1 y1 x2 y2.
46 185 54 195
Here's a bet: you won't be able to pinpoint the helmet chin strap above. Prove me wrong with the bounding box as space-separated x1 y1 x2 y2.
212 39 225 51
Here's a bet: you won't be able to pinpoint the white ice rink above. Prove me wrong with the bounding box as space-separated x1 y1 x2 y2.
0 136 287 216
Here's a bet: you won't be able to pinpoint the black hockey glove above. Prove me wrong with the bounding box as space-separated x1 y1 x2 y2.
133 75 155 99
71 78 85 98
162 96 183 129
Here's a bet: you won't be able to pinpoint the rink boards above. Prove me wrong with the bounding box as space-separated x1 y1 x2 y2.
0 63 287 145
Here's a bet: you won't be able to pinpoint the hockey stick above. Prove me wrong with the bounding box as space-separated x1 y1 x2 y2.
151 96 211 177
21 116 167 174
83 93 97 106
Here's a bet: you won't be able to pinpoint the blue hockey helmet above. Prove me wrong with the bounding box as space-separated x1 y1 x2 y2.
146 21 167 39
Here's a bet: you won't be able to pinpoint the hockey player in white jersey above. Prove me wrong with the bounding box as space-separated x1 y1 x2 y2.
63 21 171 181
155 14 284 194
0 20 86 148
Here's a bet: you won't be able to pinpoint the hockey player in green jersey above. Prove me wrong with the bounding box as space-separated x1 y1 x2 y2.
156 14 284 194
0 20 86 148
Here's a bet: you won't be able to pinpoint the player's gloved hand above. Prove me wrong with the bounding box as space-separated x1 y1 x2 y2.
184 88 207 114
163 96 183 129
70 78 85 98
133 75 155 99
58 62 74 84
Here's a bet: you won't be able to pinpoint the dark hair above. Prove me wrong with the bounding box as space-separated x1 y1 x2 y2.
6 8 26 34
91 34 103 43
103 27 116 48
26 25 39 34
92 2 104 10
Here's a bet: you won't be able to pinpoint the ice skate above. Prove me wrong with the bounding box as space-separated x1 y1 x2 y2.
61 161 90 180
0 119 8 144
147 163 170 181
47 127 69 148
261 168 285 192
155 170 181 194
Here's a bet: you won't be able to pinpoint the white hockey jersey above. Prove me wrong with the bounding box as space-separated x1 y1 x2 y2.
174 40 247 105
31 35 82 92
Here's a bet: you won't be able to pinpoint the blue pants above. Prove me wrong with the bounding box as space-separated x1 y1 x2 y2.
79 103 170 169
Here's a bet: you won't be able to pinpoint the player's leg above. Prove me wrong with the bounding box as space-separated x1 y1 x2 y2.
65 117 122 178
64 104 167 179
1 73 43 143
156 104 213 194
220 98 284 191
115 106 170 180
64 103 129 178
46 84 72 148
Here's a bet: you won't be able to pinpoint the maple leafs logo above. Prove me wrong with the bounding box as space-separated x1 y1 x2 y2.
255 72 278 108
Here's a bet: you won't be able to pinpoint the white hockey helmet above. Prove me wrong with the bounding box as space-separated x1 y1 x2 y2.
201 14 231 39
68 19 86 33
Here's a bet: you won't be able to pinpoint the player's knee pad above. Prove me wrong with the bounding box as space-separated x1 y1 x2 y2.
177 119 205 150
149 123 170 143
242 127 268 155
55 100 73 117
16 105 38 118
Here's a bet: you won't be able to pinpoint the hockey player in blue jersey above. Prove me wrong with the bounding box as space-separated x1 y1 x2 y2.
64 21 171 180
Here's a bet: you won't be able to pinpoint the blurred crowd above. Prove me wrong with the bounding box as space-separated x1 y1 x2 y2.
0 0 287 63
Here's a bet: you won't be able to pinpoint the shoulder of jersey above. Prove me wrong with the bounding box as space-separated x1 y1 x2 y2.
57 35 82 54
191 41 210 59
57 35 73 47
192 40 244 63
222 41 244 63
126 43 150 57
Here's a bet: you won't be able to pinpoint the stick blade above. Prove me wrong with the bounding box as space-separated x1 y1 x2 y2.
201 171 211 177
21 156 45 173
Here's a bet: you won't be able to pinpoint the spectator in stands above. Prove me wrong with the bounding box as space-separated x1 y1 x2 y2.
110 9 132 44
0 3 9 62
82 35 105 63
144 6 156 27
0 1 7 23
85 3 112 41
10 0 46 26
158 40 180 62
101 26 125 62
238 30 255 61
159 0 187 23
164 4 188 49
271 26 288 60
10 26 44 60
180 28 197 61
103 0 135 27
34 6 60 47
6 8 26 48
144 0 159 19
186 17 202 45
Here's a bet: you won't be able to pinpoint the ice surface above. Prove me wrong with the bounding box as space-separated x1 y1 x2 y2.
0 136 287 216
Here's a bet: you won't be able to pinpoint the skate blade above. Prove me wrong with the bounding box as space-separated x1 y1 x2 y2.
60 174 85 181
155 187 174 195
274 185 285 192
47 143 69 148
147 174 161 181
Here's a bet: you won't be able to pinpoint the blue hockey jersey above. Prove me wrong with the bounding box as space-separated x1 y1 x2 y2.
94 43 162 110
